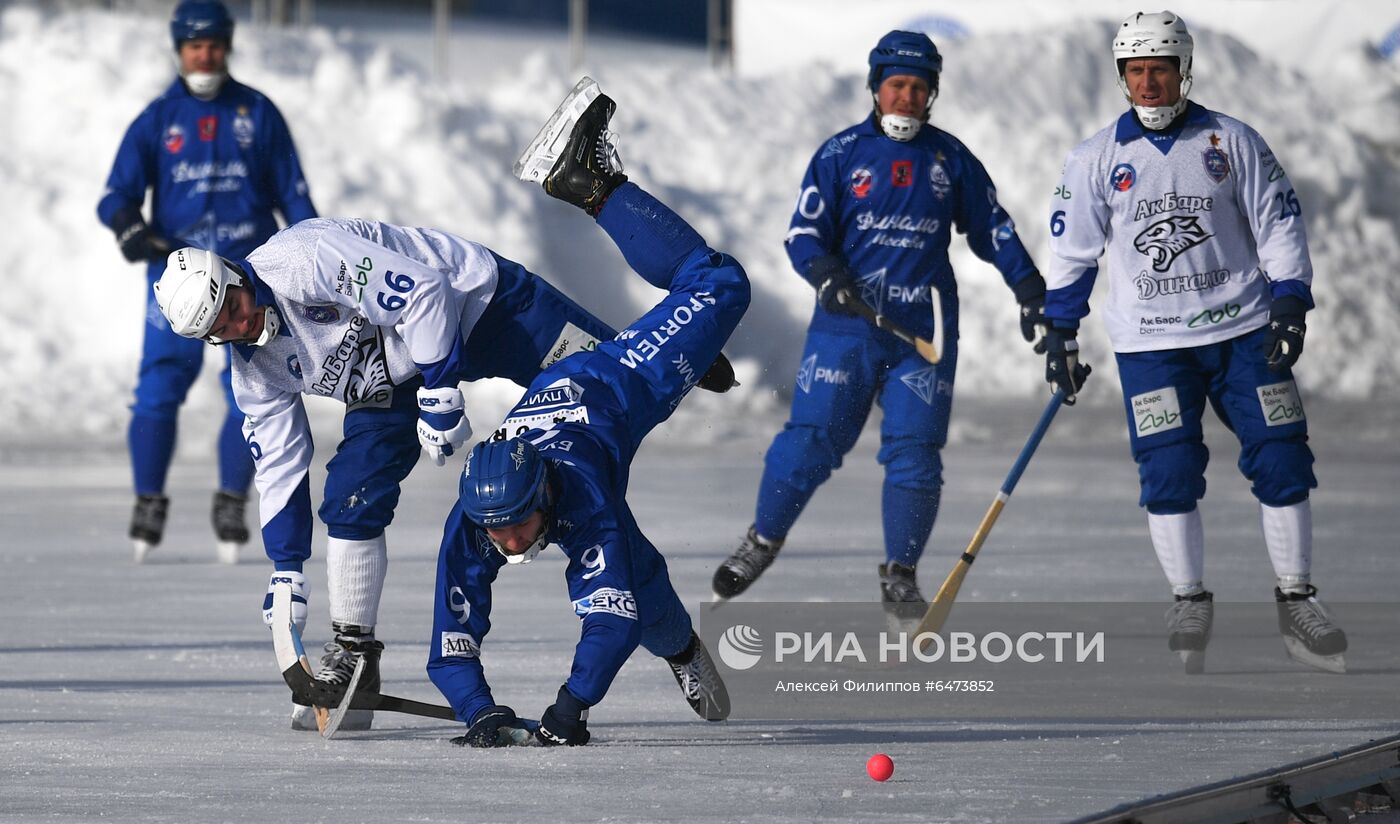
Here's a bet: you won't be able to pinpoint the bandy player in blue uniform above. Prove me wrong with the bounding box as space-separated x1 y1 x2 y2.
97 0 316 564
429 80 739 747
713 31 1045 620
1042 12 1346 673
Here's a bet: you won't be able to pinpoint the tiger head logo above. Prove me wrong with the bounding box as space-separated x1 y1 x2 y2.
1133 216 1213 272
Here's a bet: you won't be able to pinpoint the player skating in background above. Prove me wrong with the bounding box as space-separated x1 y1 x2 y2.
1043 11 1346 673
98 0 316 564
432 79 740 747
713 30 1044 629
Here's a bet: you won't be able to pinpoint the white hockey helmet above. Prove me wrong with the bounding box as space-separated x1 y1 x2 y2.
1113 11 1194 130
154 247 242 340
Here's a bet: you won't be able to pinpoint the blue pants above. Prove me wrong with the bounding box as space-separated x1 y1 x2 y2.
313 256 619 548
754 330 959 566
1115 324 1315 514
130 265 252 496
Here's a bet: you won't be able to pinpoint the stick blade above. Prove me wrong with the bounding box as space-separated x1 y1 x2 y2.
322 655 368 739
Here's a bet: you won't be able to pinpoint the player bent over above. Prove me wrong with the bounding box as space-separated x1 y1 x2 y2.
429 79 742 747
152 118 735 729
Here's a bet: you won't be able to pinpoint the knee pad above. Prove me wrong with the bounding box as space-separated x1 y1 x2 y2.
764 424 842 495
1240 438 1316 506
1137 441 1208 512
878 439 943 491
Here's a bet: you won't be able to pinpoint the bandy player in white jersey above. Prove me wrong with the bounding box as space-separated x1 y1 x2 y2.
153 218 734 730
1041 11 1346 674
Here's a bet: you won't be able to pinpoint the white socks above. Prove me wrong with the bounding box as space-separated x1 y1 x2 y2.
1147 509 1205 597
326 534 388 629
1261 500 1312 594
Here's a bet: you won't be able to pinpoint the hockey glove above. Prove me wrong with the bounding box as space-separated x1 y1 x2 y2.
1012 273 1048 354
697 352 737 393
807 254 857 316
416 386 473 467
536 684 591 746
1263 296 1308 373
110 205 171 263
452 705 531 748
1044 327 1091 406
261 570 309 635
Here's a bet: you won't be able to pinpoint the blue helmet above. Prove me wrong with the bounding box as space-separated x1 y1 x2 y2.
866 30 942 92
460 439 550 529
170 0 234 50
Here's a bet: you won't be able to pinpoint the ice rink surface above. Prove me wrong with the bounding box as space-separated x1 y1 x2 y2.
3 399 1396 823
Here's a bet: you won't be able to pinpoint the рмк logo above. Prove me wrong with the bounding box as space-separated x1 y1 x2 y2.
717 624 763 671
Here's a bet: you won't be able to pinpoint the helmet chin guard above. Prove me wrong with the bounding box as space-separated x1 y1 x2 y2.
1113 11 1194 130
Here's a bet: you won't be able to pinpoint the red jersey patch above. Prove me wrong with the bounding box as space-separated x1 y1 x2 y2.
891 160 913 188
199 116 218 141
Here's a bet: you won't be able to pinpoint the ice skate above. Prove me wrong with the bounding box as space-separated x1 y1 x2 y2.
1165 590 1213 674
211 491 248 565
1276 586 1348 674
292 632 382 731
879 561 927 636
514 76 627 215
712 526 783 601
665 631 730 721
129 494 169 563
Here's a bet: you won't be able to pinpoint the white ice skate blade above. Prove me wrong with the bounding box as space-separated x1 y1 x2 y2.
1282 637 1347 674
133 539 155 564
513 76 601 183
215 540 241 565
1178 649 1205 675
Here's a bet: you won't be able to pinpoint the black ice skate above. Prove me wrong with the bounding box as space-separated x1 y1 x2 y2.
1275 586 1348 674
514 76 627 215
129 493 169 564
292 629 383 732
879 561 927 636
1165 590 1213 675
211 490 249 565
665 631 730 721
712 526 783 601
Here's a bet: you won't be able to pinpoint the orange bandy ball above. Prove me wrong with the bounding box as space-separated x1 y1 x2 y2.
866 753 894 782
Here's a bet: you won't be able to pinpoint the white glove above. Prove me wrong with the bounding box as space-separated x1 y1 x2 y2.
416 385 473 467
262 570 309 635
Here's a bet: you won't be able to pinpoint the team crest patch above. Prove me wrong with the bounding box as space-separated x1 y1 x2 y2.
891 160 913 187
163 124 185 154
850 167 873 199
1110 163 1136 192
303 305 340 324
1131 386 1183 438
1257 381 1305 427
1202 133 1230 183
286 355 302 380
234 107 254 148
928 162 951 199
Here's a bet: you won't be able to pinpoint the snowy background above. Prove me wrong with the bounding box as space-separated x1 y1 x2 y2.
2 3 1399 822
1 1 1399 445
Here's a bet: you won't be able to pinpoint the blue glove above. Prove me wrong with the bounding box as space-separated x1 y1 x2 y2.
806 254 857 316
1263 296 1307 372
1044 327 1091 405
535 684 590 746
110 205 171 263
1012 274 1048 354
415 386 473 467
452 705 530 748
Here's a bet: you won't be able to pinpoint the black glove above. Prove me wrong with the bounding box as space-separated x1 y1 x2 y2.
451 705 523 749
110 205 171 263
535 684 590 747
1263 296 1308 373
1044 327 1091 405
807 254 856 316
1012 273 1048 354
